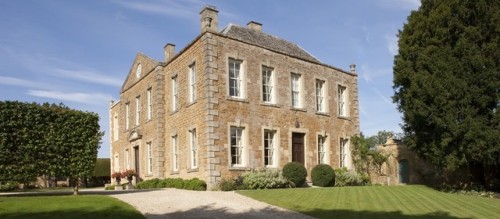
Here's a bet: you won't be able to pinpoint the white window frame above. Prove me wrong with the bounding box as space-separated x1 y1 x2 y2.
125 103 130 130
316 79 326 113
340 138 349 168
135 96 140 126
318 135 328 164
147 142 152 174
338 85 348 117
291 73 302 108
190 129 198 169
147 88 152 120
172 135 179 171
229 126 246 167
188 63 196 103
172 76 178 111
228 58 245 99
262 66 275 103
113 114 119 141
125 149 130 169
264 129 278 167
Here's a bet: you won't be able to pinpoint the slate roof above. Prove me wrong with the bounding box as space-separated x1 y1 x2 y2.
220 24 321 63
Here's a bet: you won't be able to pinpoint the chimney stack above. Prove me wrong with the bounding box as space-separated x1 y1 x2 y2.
164 43 175 63
247 21 262 32
200 5 218 33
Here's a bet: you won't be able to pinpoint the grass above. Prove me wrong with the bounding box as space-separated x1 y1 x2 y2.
0 195 145 219
238 185 500 219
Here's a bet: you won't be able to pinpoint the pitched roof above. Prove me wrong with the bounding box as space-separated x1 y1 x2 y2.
220 24 320 63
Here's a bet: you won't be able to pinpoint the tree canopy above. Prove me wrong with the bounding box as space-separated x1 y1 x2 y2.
393 0 499 184
0 101 103 194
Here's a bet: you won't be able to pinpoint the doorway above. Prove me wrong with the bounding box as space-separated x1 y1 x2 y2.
292 133 305 164
399 159 409 184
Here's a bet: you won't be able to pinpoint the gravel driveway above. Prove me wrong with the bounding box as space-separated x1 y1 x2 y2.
110 189 314 219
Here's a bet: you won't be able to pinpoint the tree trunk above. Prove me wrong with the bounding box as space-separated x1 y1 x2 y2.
73 177 79 195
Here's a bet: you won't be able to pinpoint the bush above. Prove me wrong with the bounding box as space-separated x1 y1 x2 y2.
217 178 237 191
242 169 293 189
282 162 307 187
334 167 370 187
0 182 19 192
136 178 206 191
104 185 115 190
311 164 335 187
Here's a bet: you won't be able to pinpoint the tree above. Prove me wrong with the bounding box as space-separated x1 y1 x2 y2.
393 0 499 187
0 101 103 194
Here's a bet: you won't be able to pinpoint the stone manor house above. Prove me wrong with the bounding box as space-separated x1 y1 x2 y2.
110 6 360 188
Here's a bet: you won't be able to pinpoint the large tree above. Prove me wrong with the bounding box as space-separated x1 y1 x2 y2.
0 101 103 194
393 0 499 186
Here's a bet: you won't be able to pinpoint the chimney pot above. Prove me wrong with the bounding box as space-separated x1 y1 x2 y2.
349 64 356 74
164 43 175 63
247 21 262 32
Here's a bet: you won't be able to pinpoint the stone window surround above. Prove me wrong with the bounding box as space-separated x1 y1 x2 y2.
187 125 199 171
262 126 280 168
227 121 249 168
226 54 247 101
316 131 330 165
187 60 197 104
290 72 305 110
146 141 153 175
337 83 349 118
260 65 276 104
314 76 329 114
170 131 179 174
171 74 179 113
147 87 152 121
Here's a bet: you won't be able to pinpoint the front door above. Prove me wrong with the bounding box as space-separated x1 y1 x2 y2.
134 146 140 182
292 133 305 164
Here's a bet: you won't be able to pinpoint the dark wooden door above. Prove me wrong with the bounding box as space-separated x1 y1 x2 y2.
292 133 305 164
134 146 140 181
399 159 409 184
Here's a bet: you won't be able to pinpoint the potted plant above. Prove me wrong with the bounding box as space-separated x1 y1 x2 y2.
111 171 122 185
122 169 135 189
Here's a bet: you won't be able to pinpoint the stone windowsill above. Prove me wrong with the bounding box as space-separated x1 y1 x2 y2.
337 115 351 120
170 170 179 175
187 168 199 173
290 107 307 112
226 96 249 103
260 102 280 108
186 100 197 108
228 166 251 171
315 111 330 116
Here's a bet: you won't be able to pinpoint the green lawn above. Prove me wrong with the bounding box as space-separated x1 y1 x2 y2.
238 185 500 219
0 195 144 219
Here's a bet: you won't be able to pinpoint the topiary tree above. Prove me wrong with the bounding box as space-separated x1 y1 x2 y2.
311 164 335 187
282 162 307 187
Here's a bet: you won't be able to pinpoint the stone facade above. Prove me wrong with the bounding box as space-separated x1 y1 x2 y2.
110 6 360 189
369 138 439 185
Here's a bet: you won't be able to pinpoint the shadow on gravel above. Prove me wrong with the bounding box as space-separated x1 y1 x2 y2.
145 204 313 219
0 189 158 197
145 205 468 219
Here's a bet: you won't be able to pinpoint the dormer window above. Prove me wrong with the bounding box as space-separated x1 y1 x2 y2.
136 63 142 78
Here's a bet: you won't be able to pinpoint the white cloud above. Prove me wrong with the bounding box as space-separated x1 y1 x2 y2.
386 34 399 56
52 68 123 87
27 90 112 106
372 87 394 105
0 76 48 89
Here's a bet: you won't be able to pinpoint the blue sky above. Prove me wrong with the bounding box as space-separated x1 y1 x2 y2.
0 0 420 158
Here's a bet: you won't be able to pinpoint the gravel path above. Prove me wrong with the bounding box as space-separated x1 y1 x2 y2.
110 189 314 219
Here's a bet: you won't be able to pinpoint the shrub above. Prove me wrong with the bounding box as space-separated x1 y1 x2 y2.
0 182 19 192
334 167 370 187
242 169 293 189
135 178 206 191
311 164 335 187
217 178 237 191
104 185 115 190
282 162 307 187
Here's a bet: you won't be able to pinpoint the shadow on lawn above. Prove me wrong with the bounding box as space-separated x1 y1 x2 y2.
144 205 468 219
304 209 469 219
0 207 145 219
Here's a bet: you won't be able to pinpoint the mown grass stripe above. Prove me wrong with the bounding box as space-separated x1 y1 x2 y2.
238 185 500 219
